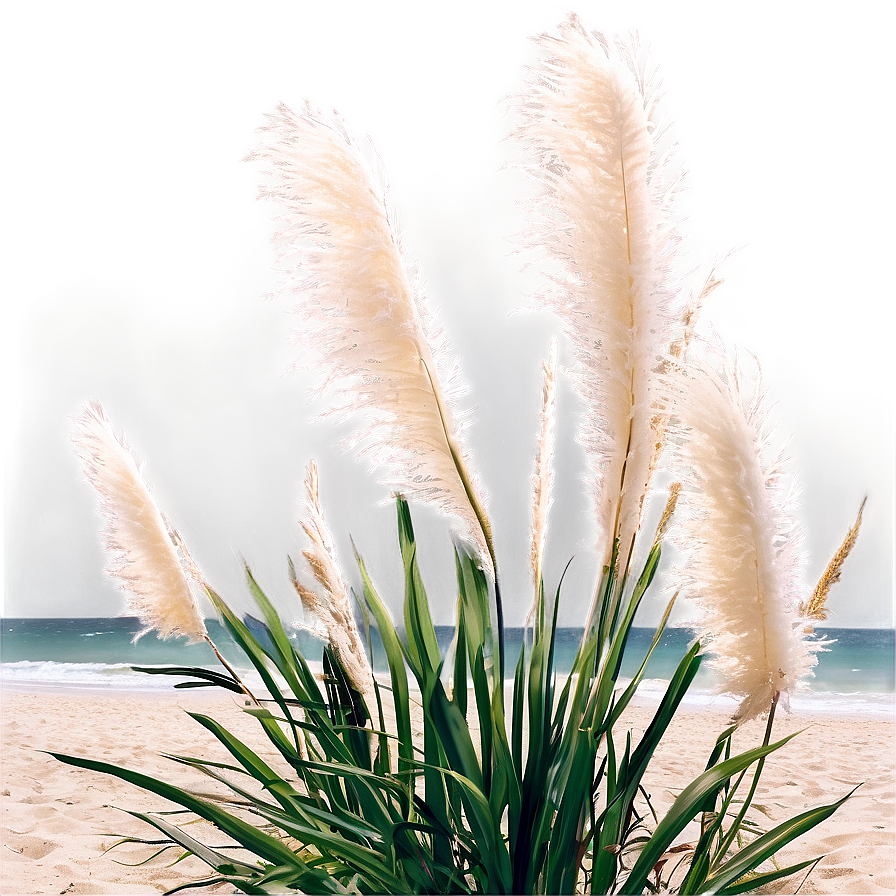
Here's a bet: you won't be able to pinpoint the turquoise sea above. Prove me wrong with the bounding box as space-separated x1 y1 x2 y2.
2 618 893 715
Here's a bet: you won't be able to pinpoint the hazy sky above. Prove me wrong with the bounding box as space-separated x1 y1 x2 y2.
3 1 893 629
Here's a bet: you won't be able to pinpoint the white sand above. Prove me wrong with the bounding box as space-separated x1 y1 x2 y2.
1 685 893 895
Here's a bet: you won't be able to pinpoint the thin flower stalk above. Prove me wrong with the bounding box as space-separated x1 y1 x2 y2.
515 15 681 589
530 338 558 601
647 260 728 480
666 352 817 722
290 461 373 694
250 102 494 573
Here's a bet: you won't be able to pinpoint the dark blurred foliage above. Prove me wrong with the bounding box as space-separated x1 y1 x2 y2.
4 196 892 625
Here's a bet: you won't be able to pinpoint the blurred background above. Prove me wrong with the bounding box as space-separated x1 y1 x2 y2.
3 1 892 628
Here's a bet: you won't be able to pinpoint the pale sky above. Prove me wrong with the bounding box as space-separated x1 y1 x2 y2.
0 0 894 616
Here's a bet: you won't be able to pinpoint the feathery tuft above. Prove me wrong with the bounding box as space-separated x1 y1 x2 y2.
801 497 866 624
71 402 207 643
651 481 681 550
290 461 373 694
666 352 816 722
515 16 681 576
251 103 493 569
530 339 558 596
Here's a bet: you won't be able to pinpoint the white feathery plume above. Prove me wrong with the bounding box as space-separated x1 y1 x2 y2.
290 461 373 694
530 338 558 599
666 350 817 723
515 15 681 579
71 402 207 643
251 103 493 571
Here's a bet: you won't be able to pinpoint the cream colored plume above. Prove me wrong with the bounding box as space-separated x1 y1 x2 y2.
530 339 558 596
71 402 207 643
290 461 373 694
666 352 816 722
515 16 681 580
251 103 493 570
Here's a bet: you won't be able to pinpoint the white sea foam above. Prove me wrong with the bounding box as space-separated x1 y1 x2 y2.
0 659 321 695
1 660 189 690
628 678 894 717
2 661 892 717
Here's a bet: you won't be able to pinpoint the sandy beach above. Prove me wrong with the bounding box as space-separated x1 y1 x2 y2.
1 685 893 895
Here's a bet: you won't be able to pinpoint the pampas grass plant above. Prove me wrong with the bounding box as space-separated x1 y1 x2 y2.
53 15 864 895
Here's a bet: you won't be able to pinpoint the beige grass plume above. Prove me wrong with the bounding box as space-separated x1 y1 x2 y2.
667 351 816 723
801 497 867 624
71 402 206 643
514 16 681 587
251 103 493 571
515 17 683 631
290 461 373 694
530 339 558 598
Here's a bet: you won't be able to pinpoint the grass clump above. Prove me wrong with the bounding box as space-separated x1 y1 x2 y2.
56 14 864 895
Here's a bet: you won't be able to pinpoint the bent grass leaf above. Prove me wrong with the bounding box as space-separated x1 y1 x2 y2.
48 752 306 870
130 665 245 693
123 809 262 877
700 787 859 894
621 732 802 893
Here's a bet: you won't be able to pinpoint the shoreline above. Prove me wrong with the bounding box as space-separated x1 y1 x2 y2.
2 685 893 895
3 670 893 718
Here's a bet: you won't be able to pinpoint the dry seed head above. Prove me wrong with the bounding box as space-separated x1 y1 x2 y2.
71 402 207 643
252 102 492 570
666 349 817 722
292 461 373 693
801 496 867 623
514 16 682 581
652 481 681 549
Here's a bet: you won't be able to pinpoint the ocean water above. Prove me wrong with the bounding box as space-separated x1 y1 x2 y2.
2 618 893 715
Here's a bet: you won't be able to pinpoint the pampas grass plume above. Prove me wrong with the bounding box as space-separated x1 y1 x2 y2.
251 103 493 571
667 353 816 722
515 15 680 575
290 461 373 694
71 402 207 643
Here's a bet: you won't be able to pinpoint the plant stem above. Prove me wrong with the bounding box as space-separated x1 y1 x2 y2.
204 634 259 705
712 690 780 868
420 354 503 682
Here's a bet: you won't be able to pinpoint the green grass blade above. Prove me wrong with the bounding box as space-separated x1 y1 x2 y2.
184 712 303 811
205 589 305 749
124 810 262 876
452 604 468 718
621 732 802 893
427 677 484 791
396 497 441 680
130 666 244 693
700 787 858 894
49 752 305 869
244 565 313 701
354 547 414 793
606 590 676 729
707 857 820 895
